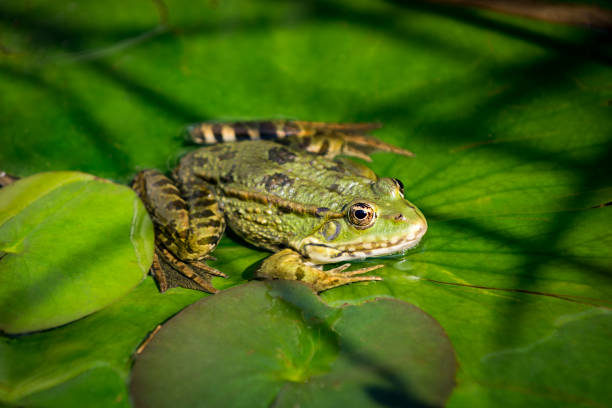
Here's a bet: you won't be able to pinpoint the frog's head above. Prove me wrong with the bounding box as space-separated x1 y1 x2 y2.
298 177 427 263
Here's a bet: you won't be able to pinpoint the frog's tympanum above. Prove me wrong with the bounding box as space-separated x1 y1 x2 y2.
132 121 427 293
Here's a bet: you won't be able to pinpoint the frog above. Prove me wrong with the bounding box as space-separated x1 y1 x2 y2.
132 120 427 293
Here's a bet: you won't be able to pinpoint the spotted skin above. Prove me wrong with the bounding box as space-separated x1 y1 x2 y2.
135 121 427 293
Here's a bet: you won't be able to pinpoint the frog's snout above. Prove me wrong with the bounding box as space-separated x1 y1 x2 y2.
398 207 427 244
414 217 428 243
403 215 427 243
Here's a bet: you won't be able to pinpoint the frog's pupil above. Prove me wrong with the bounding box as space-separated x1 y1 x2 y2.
355 209 367 219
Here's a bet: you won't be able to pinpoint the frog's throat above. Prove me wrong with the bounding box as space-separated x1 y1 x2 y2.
298 225 426 264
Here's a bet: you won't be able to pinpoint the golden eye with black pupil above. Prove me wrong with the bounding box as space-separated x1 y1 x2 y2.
392 178 404 197
348 203 376 229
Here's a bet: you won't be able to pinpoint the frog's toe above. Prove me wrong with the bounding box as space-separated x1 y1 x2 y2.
310 264 383 292
327 263 384 276
326 263 351 274
341 134 415 159
151 252 170 292
191 260 228 278
312 273 382 293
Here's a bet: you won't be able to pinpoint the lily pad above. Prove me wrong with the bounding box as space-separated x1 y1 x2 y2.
130 281 457 408
0 172 154 334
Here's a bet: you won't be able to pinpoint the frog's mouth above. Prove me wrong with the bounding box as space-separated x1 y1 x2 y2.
300 222 427 264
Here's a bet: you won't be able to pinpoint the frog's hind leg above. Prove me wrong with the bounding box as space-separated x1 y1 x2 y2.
183 120 300 145
256 249 383 293
182 120 413 161
183 120 381 144
132 169 226 293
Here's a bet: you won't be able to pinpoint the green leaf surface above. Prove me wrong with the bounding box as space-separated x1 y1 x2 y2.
130 281 457 408
1 0 611 406
0 172 154 334
0 279 204 405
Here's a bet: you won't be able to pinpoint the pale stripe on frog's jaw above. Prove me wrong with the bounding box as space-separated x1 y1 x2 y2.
299 220 427 264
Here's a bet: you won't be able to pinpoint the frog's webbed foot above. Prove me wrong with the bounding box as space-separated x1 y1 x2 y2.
292 131 414 162
153 247 224 293
256 249 383 292
132 169 226 294
335 131 415 161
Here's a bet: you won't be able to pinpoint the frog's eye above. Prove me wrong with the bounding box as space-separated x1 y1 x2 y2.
348 202 377 229
392 178 405 197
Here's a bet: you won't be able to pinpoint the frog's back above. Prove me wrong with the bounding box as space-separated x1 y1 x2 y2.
177 141 374 210
175 141 375 250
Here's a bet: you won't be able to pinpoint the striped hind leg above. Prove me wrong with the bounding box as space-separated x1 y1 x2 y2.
183 120 413 160
183 120 305 144
132 170 226 293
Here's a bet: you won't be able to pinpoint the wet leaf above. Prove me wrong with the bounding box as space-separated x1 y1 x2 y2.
0 172 153 334
130 281 456 408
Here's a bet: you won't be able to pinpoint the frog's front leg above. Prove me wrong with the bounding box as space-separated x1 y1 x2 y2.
132 170 226 293
256 249 383 292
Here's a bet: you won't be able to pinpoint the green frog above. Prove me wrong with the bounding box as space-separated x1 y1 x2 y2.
132 120 427 293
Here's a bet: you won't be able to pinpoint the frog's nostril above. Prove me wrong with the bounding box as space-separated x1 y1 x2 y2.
394 213 406 221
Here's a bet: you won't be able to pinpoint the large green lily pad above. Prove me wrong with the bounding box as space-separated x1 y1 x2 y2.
130 281 457 408
0 172 153 334
0 0 611 406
